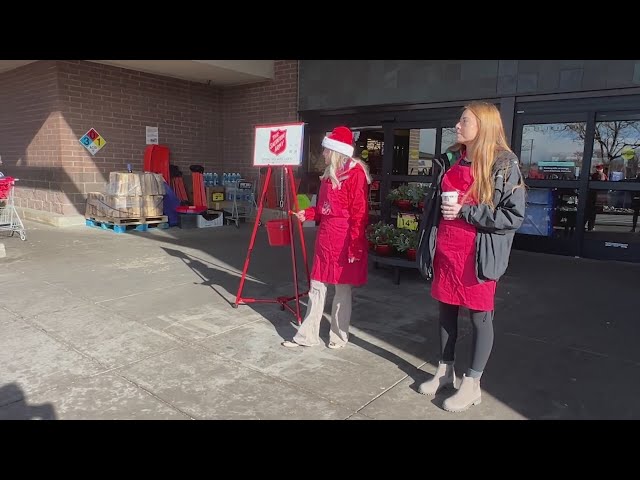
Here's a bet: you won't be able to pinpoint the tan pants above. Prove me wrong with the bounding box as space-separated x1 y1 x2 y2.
293 280 353 347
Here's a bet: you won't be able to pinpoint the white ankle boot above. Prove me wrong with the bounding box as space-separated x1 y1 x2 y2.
418 361 455 396
442 374 481 412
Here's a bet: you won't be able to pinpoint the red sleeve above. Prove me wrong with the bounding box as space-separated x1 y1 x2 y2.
304 206 317 221
347 168 369 260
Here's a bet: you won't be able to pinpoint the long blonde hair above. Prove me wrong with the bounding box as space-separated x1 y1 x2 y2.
320 150 372 189
450 101 516 207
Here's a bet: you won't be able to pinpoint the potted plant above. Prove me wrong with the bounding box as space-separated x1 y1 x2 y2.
409 184 428 211
367 221 395 256
393 229 419 261
387 184 412 211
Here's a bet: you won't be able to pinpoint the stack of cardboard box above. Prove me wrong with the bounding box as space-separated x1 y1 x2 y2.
85 171 165 220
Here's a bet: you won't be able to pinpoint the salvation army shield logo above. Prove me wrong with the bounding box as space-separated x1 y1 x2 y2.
269 129 287 156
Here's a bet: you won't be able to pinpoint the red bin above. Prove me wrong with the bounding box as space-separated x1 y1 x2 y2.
266 219 291 247
0 178 14 200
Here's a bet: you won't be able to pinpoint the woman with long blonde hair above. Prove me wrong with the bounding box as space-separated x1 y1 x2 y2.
281 126 371 349
417 102 525 412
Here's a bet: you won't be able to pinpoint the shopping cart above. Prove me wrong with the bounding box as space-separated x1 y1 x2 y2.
0 176 26 241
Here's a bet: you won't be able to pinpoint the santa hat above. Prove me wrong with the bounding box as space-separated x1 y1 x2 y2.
322 126 354 157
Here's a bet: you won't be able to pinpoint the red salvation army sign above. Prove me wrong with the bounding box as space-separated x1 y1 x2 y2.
253 122 305 166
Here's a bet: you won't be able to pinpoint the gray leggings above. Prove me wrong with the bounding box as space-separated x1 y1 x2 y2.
439 302 494 379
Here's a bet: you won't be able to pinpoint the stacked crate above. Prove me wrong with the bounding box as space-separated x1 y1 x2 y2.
85 171 166 220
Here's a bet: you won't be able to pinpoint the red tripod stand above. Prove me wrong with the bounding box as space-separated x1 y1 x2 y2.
233 165 310 324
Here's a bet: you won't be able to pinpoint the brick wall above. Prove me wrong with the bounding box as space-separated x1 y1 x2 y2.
0 60 299 217
0 61 63 212
56 60 223 215
221 60 299 181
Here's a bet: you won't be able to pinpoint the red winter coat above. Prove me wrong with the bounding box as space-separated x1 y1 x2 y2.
304 161 369 286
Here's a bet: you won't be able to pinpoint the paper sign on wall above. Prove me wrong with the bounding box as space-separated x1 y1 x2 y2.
79 128 106 156
253 122 305 166
146 126 159 145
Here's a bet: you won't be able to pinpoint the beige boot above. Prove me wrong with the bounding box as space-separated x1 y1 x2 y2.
442 374 481 412
418 361 455 396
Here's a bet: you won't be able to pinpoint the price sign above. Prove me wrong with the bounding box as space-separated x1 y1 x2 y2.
397 213 418 231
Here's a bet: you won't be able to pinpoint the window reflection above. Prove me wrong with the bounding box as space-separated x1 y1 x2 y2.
521 123 586 180
584 189 640 239
518 187 580 238
441 126 457 154
354 129 384 176
308 128 385 176
393 129 436 175
591 120 640 181
353 129 385 221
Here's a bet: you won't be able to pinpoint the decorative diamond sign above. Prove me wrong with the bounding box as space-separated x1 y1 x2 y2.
79 128 106 156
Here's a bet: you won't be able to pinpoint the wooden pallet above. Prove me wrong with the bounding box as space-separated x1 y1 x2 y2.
89 215 167 225
85 215 169 233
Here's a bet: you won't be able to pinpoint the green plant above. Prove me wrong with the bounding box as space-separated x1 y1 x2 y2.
366 221 395 246
392 229 418 252
386 184 411 202
408 184 428 206
387 184 428 208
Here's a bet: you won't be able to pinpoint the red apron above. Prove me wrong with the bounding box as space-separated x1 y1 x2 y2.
307 163 369 286
431 158 496 311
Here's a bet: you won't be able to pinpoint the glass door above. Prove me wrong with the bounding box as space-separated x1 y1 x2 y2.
352 126 385 223
382 119 458 224
512 112 590 257
581 112 640 262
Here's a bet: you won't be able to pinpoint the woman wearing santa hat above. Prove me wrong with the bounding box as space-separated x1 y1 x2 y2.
282 126 372 349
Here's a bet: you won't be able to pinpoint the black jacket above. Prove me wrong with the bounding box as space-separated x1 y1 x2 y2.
417 149 526 282
416 151 452 280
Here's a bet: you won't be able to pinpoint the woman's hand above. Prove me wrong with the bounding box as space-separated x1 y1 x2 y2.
441 202 462 220
295 210 306 222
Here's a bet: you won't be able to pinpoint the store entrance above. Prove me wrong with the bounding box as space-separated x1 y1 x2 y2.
581 112 640 262
512 104 640 263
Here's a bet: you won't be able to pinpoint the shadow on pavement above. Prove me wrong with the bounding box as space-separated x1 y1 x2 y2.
0 384 57 420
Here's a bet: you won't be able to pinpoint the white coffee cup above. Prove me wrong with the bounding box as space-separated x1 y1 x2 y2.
441 191 459 205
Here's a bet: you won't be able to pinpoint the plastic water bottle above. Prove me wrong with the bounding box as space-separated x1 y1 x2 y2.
213 172 218 186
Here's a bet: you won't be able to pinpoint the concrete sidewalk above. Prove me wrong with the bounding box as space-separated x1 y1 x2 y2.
1 220 639 420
